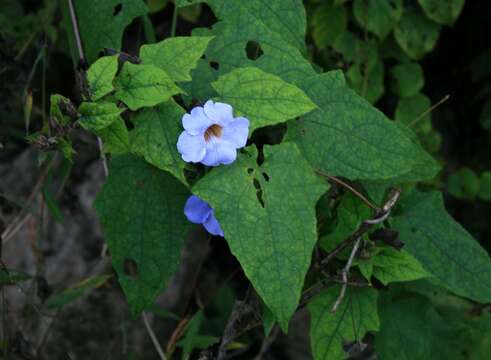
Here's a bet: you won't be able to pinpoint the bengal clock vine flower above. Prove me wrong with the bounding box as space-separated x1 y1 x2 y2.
177 100 250 166
184 195 224 237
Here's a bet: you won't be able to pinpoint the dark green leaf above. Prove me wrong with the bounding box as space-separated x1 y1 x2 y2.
392 190 491 303
212 67 317 132
287 71 436 180
353 0 403 39
418 0 465 25
94 155 190 314
308 286 379 360
0 269 31 285
447 168 480 200
311 2 347 48
394 6 441 60
390 62 425 98
73 0 147 63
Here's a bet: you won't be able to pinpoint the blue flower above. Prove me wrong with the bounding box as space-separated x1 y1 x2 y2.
177 100 249 167
184 195 224 237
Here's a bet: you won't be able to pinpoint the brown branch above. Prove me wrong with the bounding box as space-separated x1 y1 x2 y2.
316 171 378 211
320 188 401 270
408 94 450 128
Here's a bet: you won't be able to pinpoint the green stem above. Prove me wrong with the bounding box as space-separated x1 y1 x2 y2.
171 3 179 37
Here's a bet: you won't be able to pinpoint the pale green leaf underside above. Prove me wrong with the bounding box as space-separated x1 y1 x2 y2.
94 155 190 314
115 63 182 111
308 286 379 360
392 190 491 303
212 67 317 132
74 0 148 63
286 71 436 180
87 55 119 101
78 102 123 131
131 100 186 184
194 143 327 330
140 36 214 82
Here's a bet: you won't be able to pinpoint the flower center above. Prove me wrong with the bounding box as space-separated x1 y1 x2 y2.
204 124 223 142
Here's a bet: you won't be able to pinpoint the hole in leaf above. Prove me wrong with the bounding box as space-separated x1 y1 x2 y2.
113 4 123 16
247 168 254 174
262 172 269 182
245 41 264 60
123 258 138 277
253 178 265 208
210 61 219 70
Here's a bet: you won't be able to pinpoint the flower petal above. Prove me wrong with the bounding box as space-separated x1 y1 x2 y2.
182 106 211 135
201 139 237 166
203 211 224 236
222 117 250 149
184 195 212 224
203 100 234 126
177 131 206 163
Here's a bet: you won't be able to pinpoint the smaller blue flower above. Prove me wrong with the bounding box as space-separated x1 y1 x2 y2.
184 195 224 237
177 100 250 167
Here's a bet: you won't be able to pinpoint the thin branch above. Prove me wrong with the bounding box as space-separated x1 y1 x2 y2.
97 137 109 177
67 0 109 180
316 171 378 211
408 94 450 128
254 325 280 360
1 159 53 244
319 188 401 270
330 236 362 313
142 312 168 360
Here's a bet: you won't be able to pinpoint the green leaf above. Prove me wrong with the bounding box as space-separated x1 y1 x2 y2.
50 94 71 126
45 274 112 309
0 269 31 285
114 63 182 111
177 311 219 359
480 99 491 131
86 55 119 101
94 155 190 314
148 0 169 13
140 36 214 82
308 286 379 360
73 0 148 63
394 6 441 60
418 0 465 25
392 190 491 303
78 102 124 131
130 101 186 184
353 0 403 39
447 167 480 200
390 62 425 98
478 171 491 201
196 0 307 51
286 71 435 180
212 67 317 132
355 247 429 285
376 283 491 360
194 143 327 330
311 2 347 48
185 0 315 85
95 118 131 154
